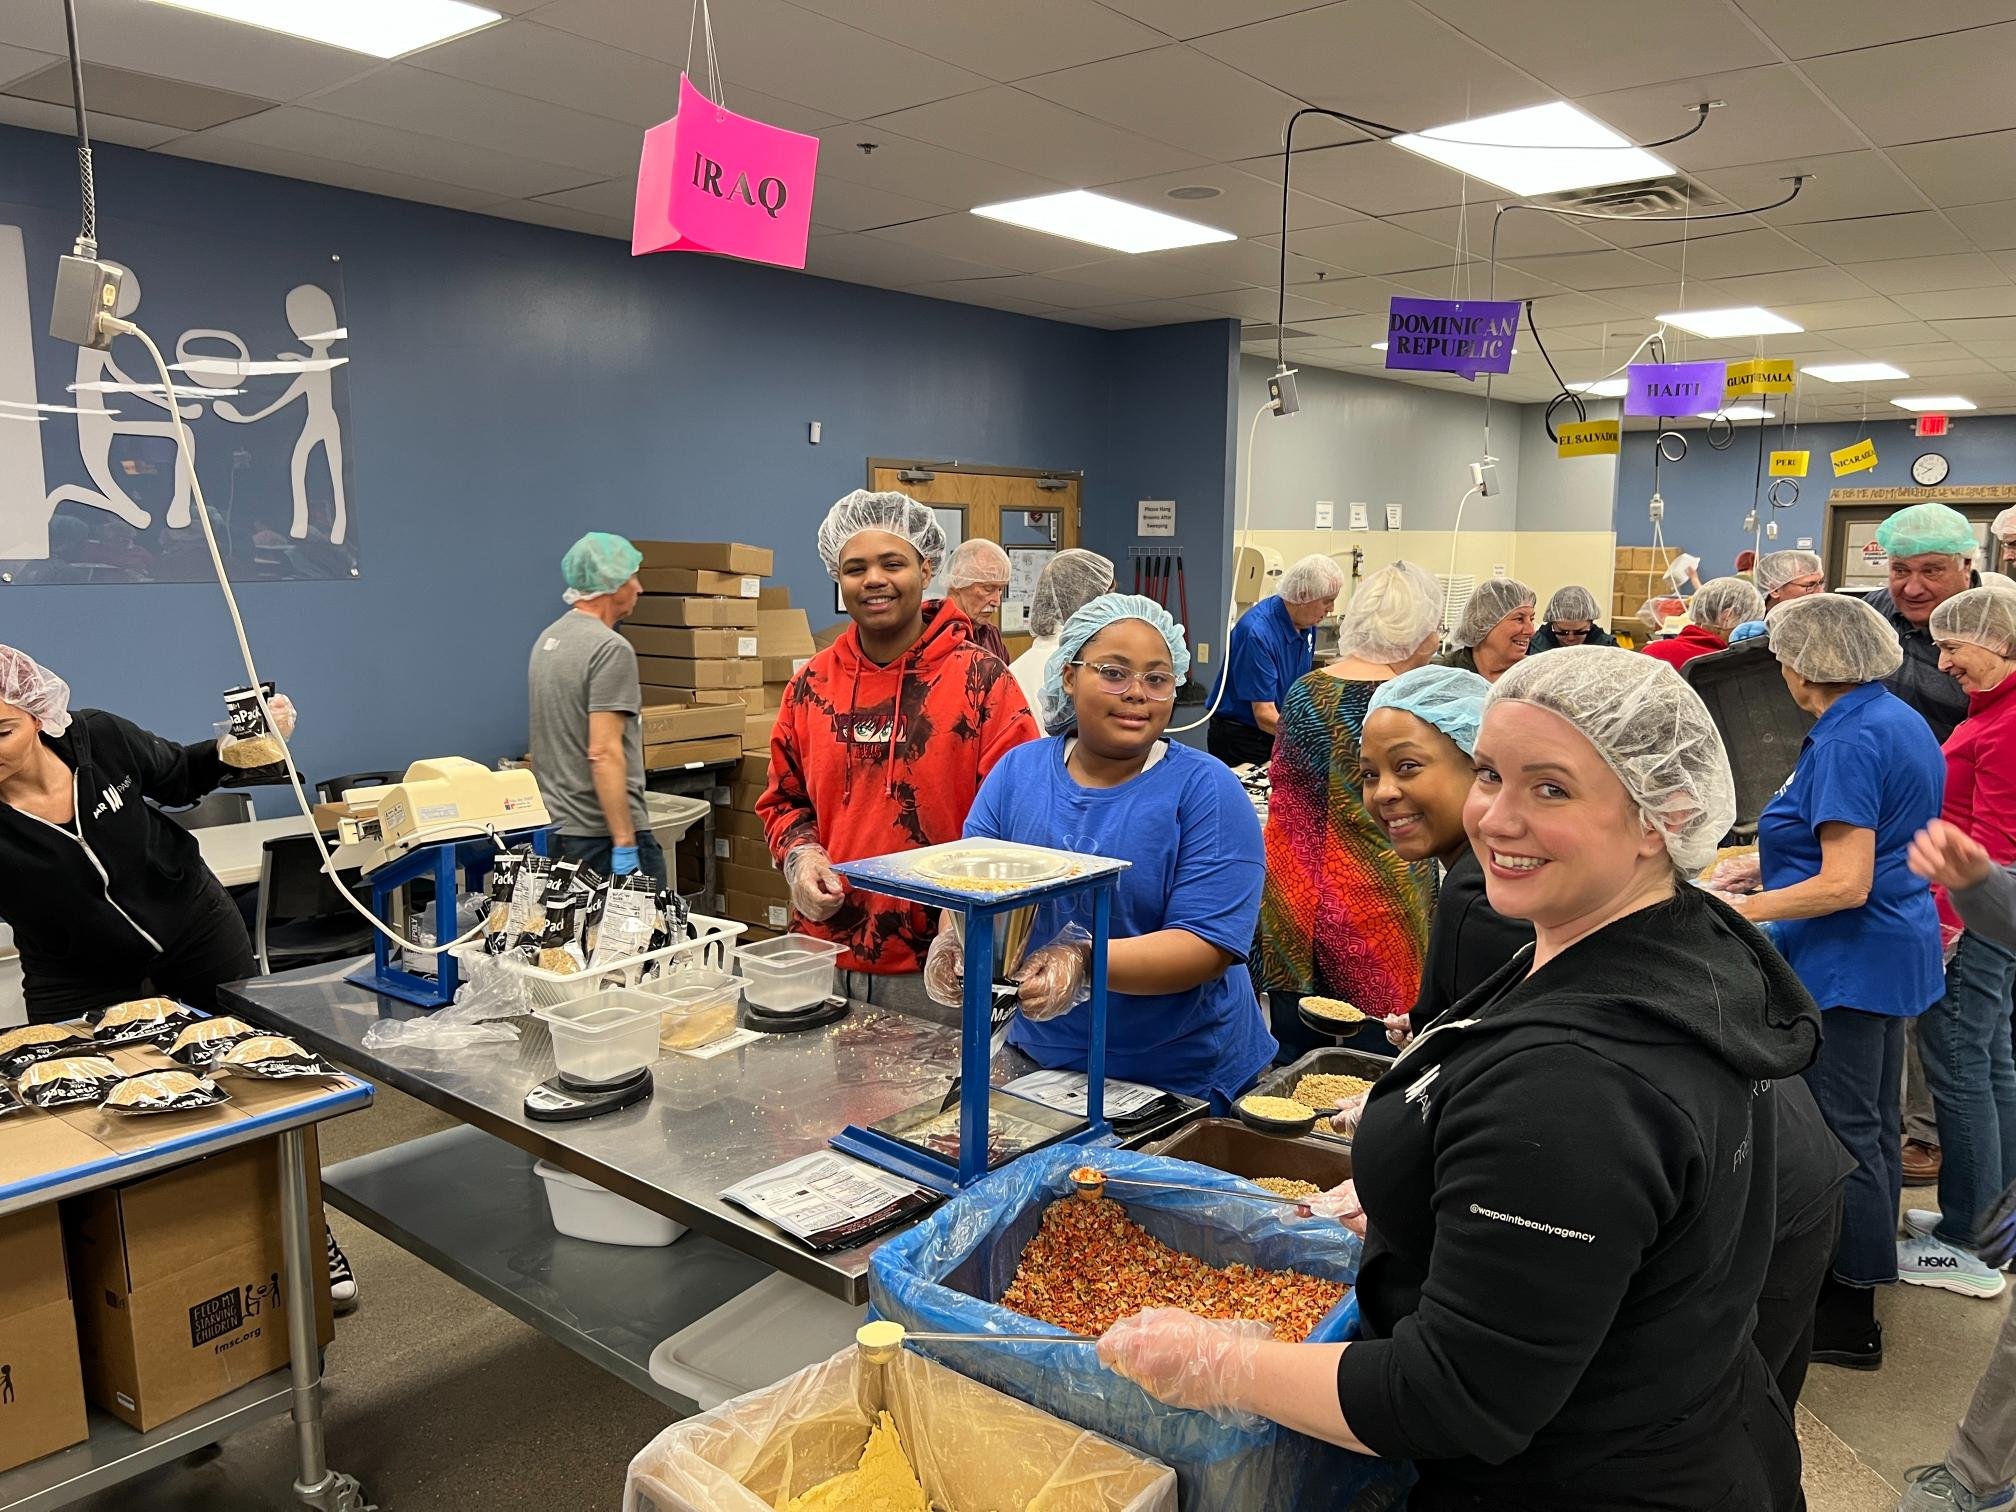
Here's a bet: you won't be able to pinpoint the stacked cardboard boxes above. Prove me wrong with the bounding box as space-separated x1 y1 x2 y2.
0 1206 87 1473
713 752 791 934
624 542 773 769
1612 545 1682 632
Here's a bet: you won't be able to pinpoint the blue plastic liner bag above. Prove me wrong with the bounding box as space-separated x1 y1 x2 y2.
869 1144 1413 1510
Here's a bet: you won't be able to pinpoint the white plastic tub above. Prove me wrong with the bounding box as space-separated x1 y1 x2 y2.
645 791 711 844
534 1160 685 1247
647 1272 865 1409
651 971 748 1050
534 988 663 1083
737 935 844 1012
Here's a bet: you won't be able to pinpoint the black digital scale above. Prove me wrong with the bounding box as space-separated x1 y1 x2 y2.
745 994 849 1034
524 1065 653 1121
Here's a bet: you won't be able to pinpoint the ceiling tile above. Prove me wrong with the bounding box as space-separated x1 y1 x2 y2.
1283 273 1426 313
1092 164 1363 237
1956 202 2016 252
531 0 990 119
1696 152 1929 225
1193 2 1549 131
785 0 1165 81
800 232 1012 287
195 107 597 199
864 213 1113 274
1598 282 1730 317
1041 255 1248 300
1420 0 1771 95
805 176 953 232
1187 285 1339 323
1633 227 1824 279
1812 323 1943 350
0 43 52 89
1889 131 2016 211
0 0 375 98
1238 140 1479 218
485 198 629 239
1895 288 2016 321
1090 0 1336 43
1734 1 2016 59
1261 218 1457 274
1382 264 1566 300
902 279 1064 316
1776 295 1916 330
928 272 1133 309
1385 202 1609 260
530 178 636 219
1931 316 2016 343
1081 298 1227 324
156 133 504 211
6 59 271 131
1578 65 1864 174
1500 246 1676 289
813 124 1064 209
865 86 1205 185
1854 253 2012 295
1021 45 1305 161
1785 211 1975 263
1153 236 1342 288
0 94 180 148
1800 24 2016 146
1706 266 1876 305
1045 309 1151 328
1520 290 1644 325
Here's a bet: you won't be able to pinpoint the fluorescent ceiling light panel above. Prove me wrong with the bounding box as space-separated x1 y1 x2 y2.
1890 395 1977 411
970 192 1234 254
1568 377 1629 397
1804 362 1908 383
1656 306 1803 338
1391 102 1674 197
1700 405 1774 420
142 1 502 58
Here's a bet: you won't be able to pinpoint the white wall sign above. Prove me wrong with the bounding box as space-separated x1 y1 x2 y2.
1137 499 1175 536
1796 536 1812 549
1314 500 1334 529
1385 503 1403 531
1348 502 1369 531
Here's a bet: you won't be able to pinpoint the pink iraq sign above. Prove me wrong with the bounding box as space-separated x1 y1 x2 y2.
633 75 821 269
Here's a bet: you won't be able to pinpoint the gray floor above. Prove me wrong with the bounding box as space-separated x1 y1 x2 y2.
75 1081 1977 1511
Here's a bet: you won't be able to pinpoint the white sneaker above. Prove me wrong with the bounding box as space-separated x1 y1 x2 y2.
1899 1234 2008 1298
1905 1208 1942 1239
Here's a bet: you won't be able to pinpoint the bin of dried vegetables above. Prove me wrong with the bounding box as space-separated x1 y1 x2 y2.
869 1145 1408 1510
622 1341 1175 1512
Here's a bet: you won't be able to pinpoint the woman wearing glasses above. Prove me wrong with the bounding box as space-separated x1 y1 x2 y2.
1527 585 1617 654
931 594 1274 1109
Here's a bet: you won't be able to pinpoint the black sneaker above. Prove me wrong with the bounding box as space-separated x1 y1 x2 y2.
1810 1320 1882 1370
326 1225 358 1313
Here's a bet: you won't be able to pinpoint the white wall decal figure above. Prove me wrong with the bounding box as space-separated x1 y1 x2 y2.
0 224 52 559
211 285 347 545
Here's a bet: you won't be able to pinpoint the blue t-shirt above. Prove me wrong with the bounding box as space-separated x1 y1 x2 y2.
964 738 1276 1102
1758 682 1945 1016
1215 596 1313 729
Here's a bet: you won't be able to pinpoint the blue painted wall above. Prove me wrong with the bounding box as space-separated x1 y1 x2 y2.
1614 414 2016 574
0 124 1237 788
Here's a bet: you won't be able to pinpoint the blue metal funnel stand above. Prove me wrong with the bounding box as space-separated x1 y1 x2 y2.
828 840 1129 1193
346 827 550 1008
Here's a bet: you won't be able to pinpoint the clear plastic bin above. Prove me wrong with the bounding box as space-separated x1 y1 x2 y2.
534 988 664 1083
737 935 844 1012
652 972 749 1051
451 911 746 1009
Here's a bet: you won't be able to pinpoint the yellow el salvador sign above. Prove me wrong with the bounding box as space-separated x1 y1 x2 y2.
1770 450 1810 477
1556 419 1621 458
1724 357 1796 401
1832 438 1879 476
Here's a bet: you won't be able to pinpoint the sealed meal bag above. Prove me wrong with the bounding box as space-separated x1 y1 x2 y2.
490 853 554 955
0 1023 92 1079
524 885 590 975
482 849 528 948
104 1070 230 1115
17 1055 122 1109
588 874 665 969
218 682 288 769
92 997 203 1049
0 1081 26 1119
167 1015 263 1069
219 1035 338 1080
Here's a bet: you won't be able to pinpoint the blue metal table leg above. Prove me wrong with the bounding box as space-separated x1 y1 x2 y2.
1086 883 1111 1138
959 905 995 1189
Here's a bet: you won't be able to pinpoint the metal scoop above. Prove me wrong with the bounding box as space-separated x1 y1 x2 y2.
1068 1165 1316 1216
855 1320 1095 1366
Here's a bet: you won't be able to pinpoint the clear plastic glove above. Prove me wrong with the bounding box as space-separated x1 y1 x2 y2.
783 844 846 923
1302 1179 1366 1236
1385 1011 1413 1051
610 844 640 877
1328 1092 1368 1139
1014 923 1092 1022
923 920 964 1008
1910 819 1995 892
1096 1308 1268 1424
1704 853 1762 894
266 694 297 739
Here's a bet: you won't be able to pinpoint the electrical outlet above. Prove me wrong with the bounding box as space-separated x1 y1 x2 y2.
1196 643 1210 663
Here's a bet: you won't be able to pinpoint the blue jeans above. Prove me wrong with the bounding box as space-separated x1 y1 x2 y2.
1922 930 2016 1248
552 829 667 886
1802 1007 1906 1287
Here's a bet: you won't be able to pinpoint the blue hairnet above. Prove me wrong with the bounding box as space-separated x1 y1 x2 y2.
1876 502 1978 562
1366 664 1489 755
561 532 642 601
1040 593 1191 732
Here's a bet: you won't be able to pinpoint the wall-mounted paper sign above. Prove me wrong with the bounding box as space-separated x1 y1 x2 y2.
1383 297 1520 380
1831 438 1879 476
634 75 821 269
1769 450 1810 477
1314 501 1334 529
1138 499 1176 536
1724 357 1796 400
1625 359 1727 417
1385 503 1403 530
1556 419 1620 458
1348 502 1369 531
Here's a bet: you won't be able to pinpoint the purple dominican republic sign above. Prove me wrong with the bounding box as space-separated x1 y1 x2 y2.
1383 298 1520 381
1624 359 1727 417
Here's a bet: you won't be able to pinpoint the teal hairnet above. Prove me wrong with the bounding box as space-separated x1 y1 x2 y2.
1367 664 1489 755
1041 593 1191 732
561 532 642 602
1876 502 1978 562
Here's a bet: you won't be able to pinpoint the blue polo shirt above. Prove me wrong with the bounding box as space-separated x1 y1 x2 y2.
1758 681 1945 1016
1215 595 1314 729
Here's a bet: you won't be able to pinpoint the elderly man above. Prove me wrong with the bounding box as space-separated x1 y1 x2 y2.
1208 553 1343 766
528 532 665 883
941 538 1012 664
1758 549 1828 613
1865 503 1986 746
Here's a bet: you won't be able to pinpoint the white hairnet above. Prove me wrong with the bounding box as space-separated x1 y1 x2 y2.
1690 576 1765 631
1543 585 1601 624
0 645 73 737
946 538 1011 589
1367 664 1489 755
1932 586 2016 660
1982 570 2016 592
1040 593 1191 733
815 490 947 579
1336 560 1443 664
1279 554 1345 605
1768 593 1903 684
1488 646 1736 874
1028 549 1115 637
1450 578 1536 650
1755 549 1823 598
1994 506 2016 544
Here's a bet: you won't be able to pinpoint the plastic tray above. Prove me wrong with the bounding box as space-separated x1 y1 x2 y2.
1142 1119 1352 1190
737 935 844 1012
1249 1048 1395 1148
534 988 664 1084
650 971 748 1051
450 910 745 1008
647 1271 866 1411
536 1159 686 1247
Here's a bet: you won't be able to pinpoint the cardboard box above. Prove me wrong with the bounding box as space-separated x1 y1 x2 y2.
715 805 768 843
623 625 762 660
737 753 770 787
637 568 762 598
757 608 816 658
761 654 811 683
67 1139 335 1433
639 703 744 745
635 655 762 690
0 1206 88 1474
627 595 759 629
814 620 849 652
642 686 751 709
718 892 792 932
758 586 792 609
644 736 742 771
719 859 791 902
711 832 775 871
744 711 779 750
635 541 775 576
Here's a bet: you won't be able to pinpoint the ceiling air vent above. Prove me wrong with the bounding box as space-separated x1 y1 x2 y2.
1528 172 1727 217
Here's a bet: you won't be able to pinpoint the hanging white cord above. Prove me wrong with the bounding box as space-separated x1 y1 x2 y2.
1168 399 1275 734
103 316 490 959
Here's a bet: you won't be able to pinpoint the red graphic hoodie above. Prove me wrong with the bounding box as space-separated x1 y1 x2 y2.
758 599 1038 973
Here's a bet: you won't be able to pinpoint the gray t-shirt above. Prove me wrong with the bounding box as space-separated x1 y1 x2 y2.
528 611 647 838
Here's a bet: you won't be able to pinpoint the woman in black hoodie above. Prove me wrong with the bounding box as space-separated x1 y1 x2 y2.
1101 646 1822 1511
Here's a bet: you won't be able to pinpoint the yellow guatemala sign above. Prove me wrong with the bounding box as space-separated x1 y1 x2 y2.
1831 438 1879 476
1724 357 1796 400
1556 419 1621 458
1769 450 1810 477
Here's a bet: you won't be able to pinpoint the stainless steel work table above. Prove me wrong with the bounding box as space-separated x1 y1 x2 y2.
220 961 1199 1410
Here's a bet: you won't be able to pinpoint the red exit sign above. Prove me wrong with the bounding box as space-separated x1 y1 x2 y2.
1917 414 1950 437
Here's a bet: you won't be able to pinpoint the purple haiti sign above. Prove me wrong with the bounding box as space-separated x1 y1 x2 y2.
1384 298 1520 380
1624 359 1727 417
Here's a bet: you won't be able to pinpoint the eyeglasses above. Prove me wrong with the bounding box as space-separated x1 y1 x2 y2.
1549 624 1593 641
1070 661 1178 700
